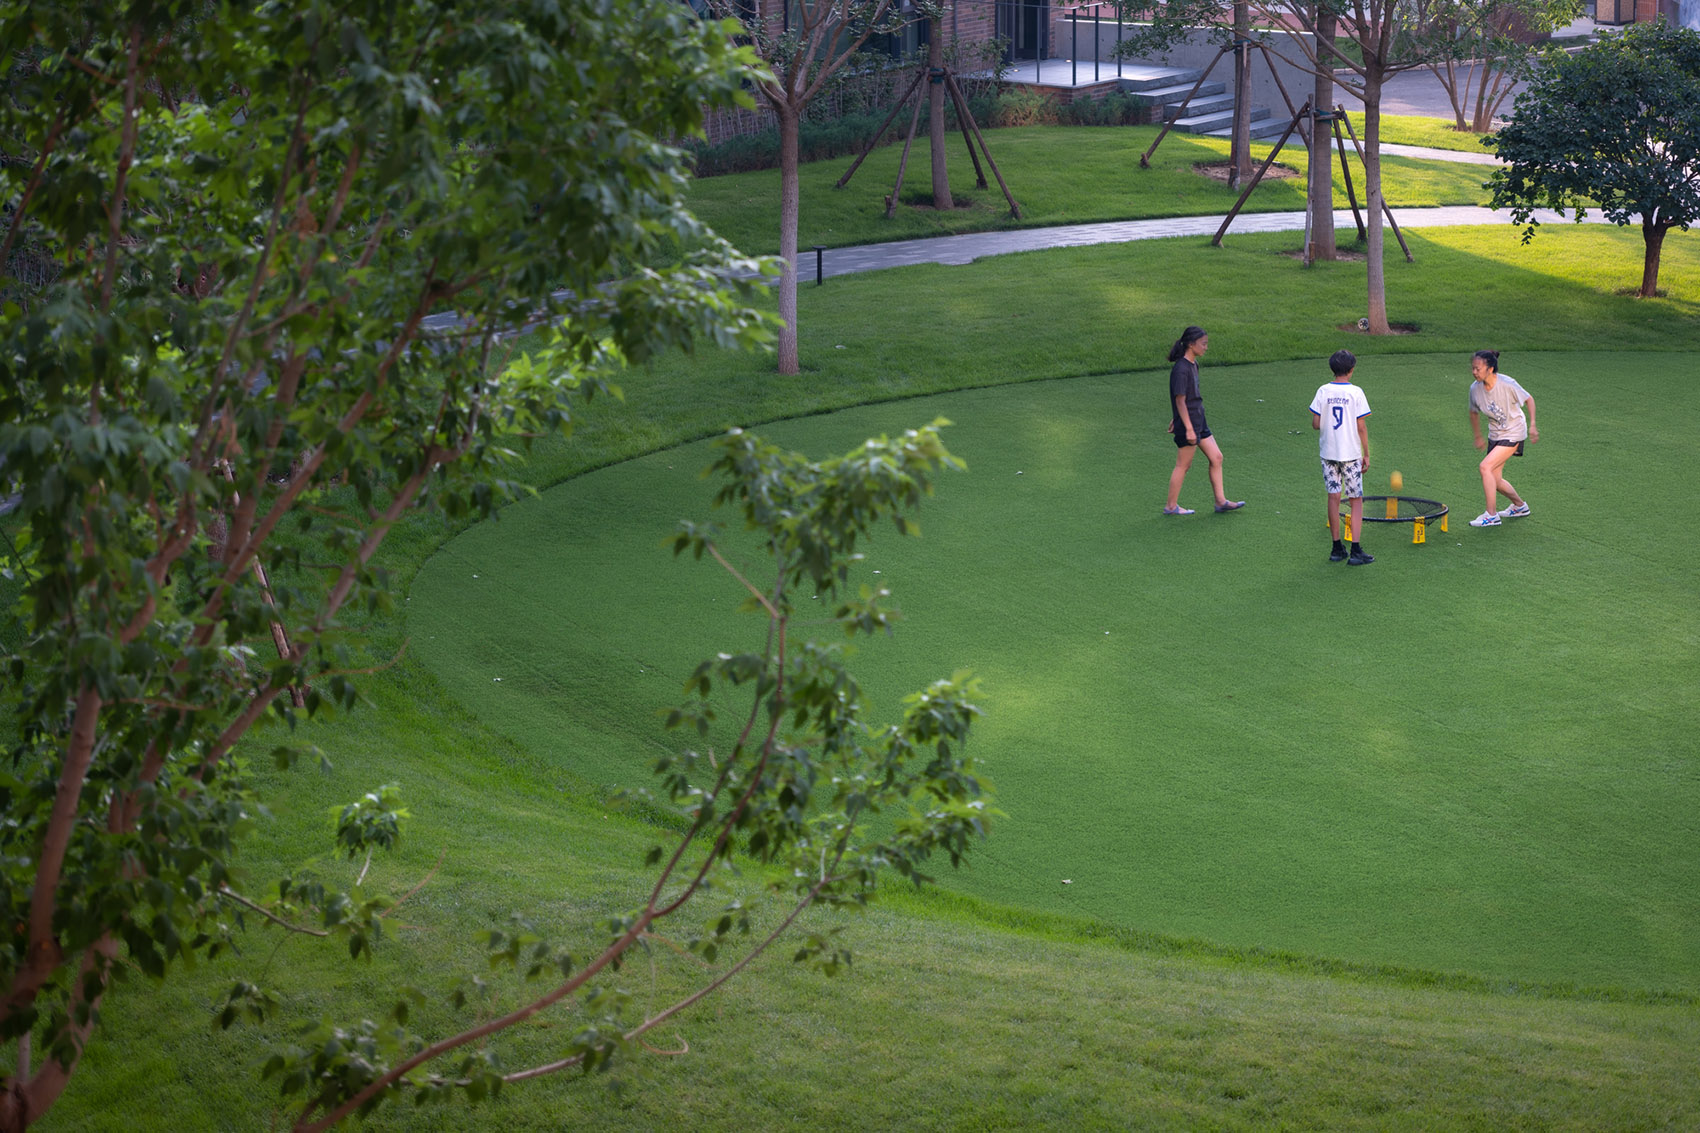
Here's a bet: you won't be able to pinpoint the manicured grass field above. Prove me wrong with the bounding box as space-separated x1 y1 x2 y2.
11 155 1700 1130
684 122 1495 255
410 348 1699 996
1346 112 1499 153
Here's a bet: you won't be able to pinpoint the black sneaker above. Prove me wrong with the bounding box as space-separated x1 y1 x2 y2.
1329 545 1348 562
1348 548 1375 566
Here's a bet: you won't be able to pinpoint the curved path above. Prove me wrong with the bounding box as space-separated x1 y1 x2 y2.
816 203 1602 279
808 129 1586 280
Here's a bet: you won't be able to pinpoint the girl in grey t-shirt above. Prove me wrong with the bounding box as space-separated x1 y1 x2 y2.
1466 349 1539 527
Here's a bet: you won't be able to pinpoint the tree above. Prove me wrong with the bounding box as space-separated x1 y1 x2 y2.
1415 0 1583 133
1260 0 1443 330
0 0 775 1125
274 420 990 1130
1120 0 1440 329
926 13 952 210
702 0 913 376
1487 21 1700 298
1309 6 1341 260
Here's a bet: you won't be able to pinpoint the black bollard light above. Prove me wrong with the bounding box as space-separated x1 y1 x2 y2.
812 244 825 285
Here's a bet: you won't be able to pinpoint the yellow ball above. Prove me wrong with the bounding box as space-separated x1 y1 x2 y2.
1390 471 1404 492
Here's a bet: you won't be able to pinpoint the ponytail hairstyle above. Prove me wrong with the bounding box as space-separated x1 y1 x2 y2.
1168 325 1207 363
1473 349 1499 373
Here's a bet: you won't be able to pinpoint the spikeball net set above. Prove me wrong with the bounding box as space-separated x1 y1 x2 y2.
1340 495 1449 544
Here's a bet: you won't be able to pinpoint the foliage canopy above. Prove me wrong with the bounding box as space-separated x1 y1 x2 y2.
0 0 776 1125
1487 20 1700 297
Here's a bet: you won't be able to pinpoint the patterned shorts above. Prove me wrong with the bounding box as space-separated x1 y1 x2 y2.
1321 457 1363 499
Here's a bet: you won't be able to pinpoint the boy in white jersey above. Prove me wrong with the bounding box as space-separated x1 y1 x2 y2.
1309 349 1374 565
1466 348 1538 527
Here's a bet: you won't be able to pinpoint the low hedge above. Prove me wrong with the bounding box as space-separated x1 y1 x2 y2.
686 89 1149 178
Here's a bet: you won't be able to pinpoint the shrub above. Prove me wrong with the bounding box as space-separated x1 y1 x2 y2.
991 87 1054 127
1058 90 1145 126
943 92 999 131
684 130 779 177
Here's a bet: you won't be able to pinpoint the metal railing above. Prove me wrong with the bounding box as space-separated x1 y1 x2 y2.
999 1 1151 86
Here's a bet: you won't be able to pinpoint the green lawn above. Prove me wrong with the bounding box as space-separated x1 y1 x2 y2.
410 347 1699 996
1348 112 1500 153
13 158 1700 1129
685 122 1496 255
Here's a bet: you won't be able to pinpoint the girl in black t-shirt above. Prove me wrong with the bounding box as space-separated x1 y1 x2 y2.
1164 325 1244 515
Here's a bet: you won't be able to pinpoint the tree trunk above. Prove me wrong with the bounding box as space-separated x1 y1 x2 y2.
1231 1 1251 188
1362 83 1389 334
776 100 801 375
1640 221 1667 298
1469 59 1493 133
928 22 951 210
1308 10 1337 261
0 1083 29 1133
0 936 115 1133
1448 61 1470 131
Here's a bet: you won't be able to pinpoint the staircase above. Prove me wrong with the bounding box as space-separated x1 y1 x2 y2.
1116 66 1292 141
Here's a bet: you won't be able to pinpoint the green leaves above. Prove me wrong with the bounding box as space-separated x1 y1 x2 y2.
665 419 996 939
216 980 280 1030
697 417 961 617
1486 23 1700 292
0 4 995 1123
332 783 409 859
0 0 774 1121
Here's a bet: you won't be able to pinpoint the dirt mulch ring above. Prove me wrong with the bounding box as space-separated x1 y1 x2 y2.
1337 321 1421 335
1193 161 1301 183
1282 248 1367 262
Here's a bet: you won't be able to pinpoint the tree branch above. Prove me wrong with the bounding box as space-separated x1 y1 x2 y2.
294 909 659 1133
12 935 120 1127
0 108 65 275
6 685 104 1018
502 870 838 1085
97 24 144 312
217 887 331 937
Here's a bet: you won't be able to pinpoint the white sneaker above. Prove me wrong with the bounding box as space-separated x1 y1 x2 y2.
1469 511 1502 527
1497 502 1531 518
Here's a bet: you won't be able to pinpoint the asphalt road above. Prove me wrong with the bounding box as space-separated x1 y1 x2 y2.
1333 18 1598 122
1335 66 1522 124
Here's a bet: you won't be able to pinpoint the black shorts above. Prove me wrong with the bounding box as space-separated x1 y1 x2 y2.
1488 438 1525 456
1173 425 1213 449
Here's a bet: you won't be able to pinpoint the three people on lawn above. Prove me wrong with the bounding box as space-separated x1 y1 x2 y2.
1162 331 1538 545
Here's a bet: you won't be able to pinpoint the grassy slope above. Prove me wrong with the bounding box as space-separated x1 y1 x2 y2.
14 138 1700 1128
409 351 1699 994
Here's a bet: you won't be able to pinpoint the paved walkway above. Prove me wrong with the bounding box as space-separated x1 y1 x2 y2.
815 204 1596 279
809 93 1546 281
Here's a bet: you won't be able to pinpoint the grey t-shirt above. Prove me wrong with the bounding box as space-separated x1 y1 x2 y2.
1469 374 1530 442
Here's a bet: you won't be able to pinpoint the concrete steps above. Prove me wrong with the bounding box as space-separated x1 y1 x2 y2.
1167 92 1236 118
1004 60 1300 143
1207 115 1295 142
1172 104 1272 134
1109 65 1290 140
